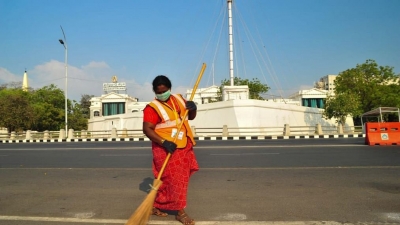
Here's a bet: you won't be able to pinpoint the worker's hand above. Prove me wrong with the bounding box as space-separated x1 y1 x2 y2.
186 101 197 111
162 140 177 154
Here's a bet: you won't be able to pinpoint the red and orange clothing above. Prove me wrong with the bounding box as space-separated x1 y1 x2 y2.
143 94 199 210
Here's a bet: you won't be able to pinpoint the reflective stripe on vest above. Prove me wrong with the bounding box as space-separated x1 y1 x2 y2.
151 100 170 121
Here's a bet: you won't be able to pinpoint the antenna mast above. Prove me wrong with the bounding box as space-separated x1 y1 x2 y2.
227 0 234 86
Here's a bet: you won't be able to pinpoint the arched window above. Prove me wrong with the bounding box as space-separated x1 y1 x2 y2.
94 111 100 117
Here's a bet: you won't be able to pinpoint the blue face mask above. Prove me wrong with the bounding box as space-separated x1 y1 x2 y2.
156 90 171 102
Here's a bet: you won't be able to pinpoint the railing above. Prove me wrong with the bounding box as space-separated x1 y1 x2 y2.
0 124 364 141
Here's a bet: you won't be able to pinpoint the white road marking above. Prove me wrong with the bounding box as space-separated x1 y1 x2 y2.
1 166 400 171
211 153 279 156
213 213 247 220
73 212 96 219
383 212 400 222
100 154 151 156
0 215 382 224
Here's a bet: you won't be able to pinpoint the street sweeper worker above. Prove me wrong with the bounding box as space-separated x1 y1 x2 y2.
142 75 198 225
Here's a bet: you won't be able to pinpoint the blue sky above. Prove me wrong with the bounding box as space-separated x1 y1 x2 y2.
1 0 399 101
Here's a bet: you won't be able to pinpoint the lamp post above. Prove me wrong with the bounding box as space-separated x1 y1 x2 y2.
59 25 68 137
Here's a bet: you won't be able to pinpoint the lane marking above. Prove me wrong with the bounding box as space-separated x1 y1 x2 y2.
0 216 381 224
211 153 280 156
1 166 399 170
100 154 151 156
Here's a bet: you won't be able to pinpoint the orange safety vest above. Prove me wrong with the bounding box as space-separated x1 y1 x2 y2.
148 94 196 148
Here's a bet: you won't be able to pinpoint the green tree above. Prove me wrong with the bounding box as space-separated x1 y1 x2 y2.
80 94 94 119
323 92 362 125
220 77 270 100
334 59 400 113
68 100 88 131
29 84 66 131
0 88 35 132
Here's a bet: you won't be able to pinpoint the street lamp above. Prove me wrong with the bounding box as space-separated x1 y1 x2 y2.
59 25 68 137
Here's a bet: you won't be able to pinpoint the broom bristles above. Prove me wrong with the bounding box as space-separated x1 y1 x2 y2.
125 179 163 225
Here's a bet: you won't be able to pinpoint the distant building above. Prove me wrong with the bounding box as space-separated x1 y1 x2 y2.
185 85 220 104
315 74 337 93
89 76 146 119
186 85 251 104
289 88 329 109
89 92 146 119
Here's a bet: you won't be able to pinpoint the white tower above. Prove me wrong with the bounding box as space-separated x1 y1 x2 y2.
22 70 29 91
222 0 249 101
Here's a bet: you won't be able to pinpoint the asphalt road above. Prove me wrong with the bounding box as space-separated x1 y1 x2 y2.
0 138 399 225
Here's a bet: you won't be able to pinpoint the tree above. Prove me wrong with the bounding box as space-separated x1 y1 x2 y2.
220 77 270 100
68 100 89 131
29 84 66 131
334 59 400 113
80 94 94 119
0 88 35 132
323 92 362 125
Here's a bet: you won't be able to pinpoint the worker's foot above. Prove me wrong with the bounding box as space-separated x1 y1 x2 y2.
152 207 168 217
176 210 195 225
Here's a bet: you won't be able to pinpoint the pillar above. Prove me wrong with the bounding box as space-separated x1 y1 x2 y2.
59 129 66 139
283 124 290 136
68 129 74 139
222 125 229 137
315 124 323 135
111 128 117 138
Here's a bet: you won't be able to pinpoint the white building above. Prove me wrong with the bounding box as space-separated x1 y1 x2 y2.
315 74 337 93
87 74 353 134
289 88 329 109
89 92 146 118
185 85 220 104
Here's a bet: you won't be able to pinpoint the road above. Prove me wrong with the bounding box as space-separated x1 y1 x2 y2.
0 138 399 225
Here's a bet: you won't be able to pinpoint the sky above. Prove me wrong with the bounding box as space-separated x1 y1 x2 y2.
1 0 399 102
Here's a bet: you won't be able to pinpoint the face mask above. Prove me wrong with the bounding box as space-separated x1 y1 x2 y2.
156 90 171 102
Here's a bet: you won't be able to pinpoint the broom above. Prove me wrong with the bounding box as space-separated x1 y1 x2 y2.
125 63 207 225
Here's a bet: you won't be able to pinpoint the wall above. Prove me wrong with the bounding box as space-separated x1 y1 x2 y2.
88 99 353 134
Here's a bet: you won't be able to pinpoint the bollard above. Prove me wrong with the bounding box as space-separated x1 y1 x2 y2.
337 124 344 135
26 130 31 140
191 126 197 137
111 127 117 138
10 131 16 140
81 130 87 138
44 130 49 139
121 128 128 138
68 129 74 139
59 129 66 139
283 124 290 136
315 124 323 135
222 125 229 137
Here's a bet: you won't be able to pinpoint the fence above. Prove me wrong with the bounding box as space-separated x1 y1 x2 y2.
0 124 363 141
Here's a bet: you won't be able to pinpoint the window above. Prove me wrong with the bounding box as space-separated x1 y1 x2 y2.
94 111 100 117
102 102 125 116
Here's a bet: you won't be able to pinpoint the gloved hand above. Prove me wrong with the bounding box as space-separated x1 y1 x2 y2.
162 140 177 154
186 101 197 111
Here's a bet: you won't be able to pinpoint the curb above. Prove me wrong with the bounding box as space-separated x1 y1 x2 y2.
1 134 365 144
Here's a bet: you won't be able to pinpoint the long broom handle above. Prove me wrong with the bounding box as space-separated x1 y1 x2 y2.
156 63 207 180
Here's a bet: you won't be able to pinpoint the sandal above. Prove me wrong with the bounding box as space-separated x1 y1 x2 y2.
151 207 168 217
175 213 195 225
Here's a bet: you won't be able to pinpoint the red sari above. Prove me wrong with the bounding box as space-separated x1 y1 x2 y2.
143 101 199 210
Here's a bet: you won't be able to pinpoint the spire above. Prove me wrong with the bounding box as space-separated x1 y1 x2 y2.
22 70 29 91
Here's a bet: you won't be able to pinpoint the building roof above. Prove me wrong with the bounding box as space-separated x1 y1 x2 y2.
361 107 400 117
